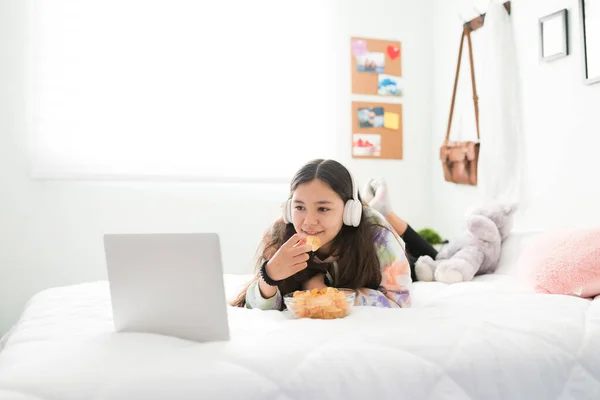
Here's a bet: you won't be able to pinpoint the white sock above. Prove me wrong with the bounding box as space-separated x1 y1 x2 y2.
368 178 392 216
360 179 376 203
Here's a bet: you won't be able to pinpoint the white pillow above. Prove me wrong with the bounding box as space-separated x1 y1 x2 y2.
495 230 543 275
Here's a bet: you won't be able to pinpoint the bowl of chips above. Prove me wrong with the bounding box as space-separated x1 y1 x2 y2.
284 287 356 319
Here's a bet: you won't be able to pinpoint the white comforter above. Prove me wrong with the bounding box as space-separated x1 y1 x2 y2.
1 274 599 400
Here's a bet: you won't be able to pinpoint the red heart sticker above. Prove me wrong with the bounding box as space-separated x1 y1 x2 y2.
387 45 400 60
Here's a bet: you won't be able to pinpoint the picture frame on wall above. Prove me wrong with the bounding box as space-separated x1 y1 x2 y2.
580 0 600 84
539 9 569 62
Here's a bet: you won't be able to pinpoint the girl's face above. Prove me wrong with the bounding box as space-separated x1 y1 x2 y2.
291 179 345 255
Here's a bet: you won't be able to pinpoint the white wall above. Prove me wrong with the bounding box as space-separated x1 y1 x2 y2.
0 0 434 335
431 0 600 239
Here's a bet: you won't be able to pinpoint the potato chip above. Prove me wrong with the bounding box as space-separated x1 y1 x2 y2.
298 308 309 318
305 235 322 252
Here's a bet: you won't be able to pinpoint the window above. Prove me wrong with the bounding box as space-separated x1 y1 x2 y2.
30 1 338 182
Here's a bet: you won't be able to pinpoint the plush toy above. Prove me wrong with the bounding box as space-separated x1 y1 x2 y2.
415 202 518 284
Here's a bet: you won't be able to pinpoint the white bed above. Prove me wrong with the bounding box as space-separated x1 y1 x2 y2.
1 233 600 400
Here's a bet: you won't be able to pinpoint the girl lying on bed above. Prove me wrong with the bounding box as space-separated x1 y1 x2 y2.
231 159 438 310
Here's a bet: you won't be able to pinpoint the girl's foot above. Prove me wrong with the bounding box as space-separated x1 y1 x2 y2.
360 179 376 204
364 178 392 217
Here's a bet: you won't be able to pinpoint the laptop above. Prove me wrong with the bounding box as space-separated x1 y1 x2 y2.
103 232 230 343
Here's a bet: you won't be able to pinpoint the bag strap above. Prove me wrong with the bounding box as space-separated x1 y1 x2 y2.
445 26 480 142
466 28 480 140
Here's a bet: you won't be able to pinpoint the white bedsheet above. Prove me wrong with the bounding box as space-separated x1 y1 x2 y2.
1 274 599 400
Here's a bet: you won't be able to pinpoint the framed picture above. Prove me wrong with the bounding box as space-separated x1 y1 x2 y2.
539 9 569 62
580 0 600 84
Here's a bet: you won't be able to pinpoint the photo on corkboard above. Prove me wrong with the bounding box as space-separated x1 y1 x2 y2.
352 134 381 157
357 107 384 128
355 52 385 73
378 74 403 97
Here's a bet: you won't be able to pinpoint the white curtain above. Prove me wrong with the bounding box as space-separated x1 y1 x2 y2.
477 2 528 206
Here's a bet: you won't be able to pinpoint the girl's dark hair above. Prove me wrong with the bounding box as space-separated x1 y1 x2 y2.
230 159 386 307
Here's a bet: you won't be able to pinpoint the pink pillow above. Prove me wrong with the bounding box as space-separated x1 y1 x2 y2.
518 228 600 298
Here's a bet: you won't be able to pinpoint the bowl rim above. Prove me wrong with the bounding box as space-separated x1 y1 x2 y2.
283 288 356 299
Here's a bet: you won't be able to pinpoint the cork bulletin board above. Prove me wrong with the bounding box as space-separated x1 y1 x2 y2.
351 101 403 160
351 37 402 96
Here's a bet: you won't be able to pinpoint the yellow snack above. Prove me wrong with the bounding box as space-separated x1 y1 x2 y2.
305 235 322 252
289 287 352 319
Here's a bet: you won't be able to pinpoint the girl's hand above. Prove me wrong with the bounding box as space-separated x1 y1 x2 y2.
302 273 327 291
265 233 312 281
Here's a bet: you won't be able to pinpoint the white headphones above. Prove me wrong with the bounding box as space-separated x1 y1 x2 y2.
282 165 362 227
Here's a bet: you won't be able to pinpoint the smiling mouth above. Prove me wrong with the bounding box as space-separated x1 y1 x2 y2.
303 230 323 236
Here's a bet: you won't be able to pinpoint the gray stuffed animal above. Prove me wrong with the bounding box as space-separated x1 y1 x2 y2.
415 202 518 284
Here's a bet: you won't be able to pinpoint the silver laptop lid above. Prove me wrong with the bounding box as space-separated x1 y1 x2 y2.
104 232 230 343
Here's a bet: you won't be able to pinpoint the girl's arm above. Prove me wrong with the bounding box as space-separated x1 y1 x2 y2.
244 238 283 310
245 278 283 310
357 209 412 308
300 273 403 307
